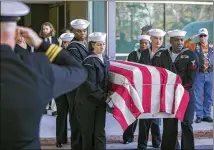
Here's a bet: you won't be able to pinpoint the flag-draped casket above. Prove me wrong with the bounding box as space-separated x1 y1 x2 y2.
109 60 190 131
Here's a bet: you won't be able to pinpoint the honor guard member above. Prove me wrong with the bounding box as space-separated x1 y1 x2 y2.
0 1 88 149
55 32 75 148
123 29 166 149
127 35 151 62
152 29 198 150
60 32 74 49
58 28 71 47
123 35 150 145
184 28 213 123
75 32 110 150
68 19 90 62
66 19 90 149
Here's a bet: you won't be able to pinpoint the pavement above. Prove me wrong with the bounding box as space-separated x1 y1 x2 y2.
41 139 213 149
40 109 213 149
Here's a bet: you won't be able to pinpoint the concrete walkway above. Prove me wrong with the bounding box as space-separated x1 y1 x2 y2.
41 139 213 149
40 111 213 138
40 108 213 149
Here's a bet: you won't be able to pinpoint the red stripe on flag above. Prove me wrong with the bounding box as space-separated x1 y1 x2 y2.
111 83 142 118
154 67 169 112
114 60 152 113
171 76 182 114
110 65 135 89
113 105 129 131
175 89 189 121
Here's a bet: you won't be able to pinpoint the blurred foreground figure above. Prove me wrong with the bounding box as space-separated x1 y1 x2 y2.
0 1 87 149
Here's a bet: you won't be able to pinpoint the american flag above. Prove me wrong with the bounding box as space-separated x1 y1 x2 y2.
109 60 190 131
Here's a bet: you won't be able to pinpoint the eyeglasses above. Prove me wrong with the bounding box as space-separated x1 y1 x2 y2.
199 35 207 38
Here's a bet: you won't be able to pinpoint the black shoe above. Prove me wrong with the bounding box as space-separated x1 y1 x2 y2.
202 117 213 122
137 147 146 150
195 117 202 123
52 111 57 116
56 142 62 148
152 144 160 148
123 139 133 144
62 141 68 144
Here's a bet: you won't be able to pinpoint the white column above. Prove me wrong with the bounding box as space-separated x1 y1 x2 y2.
87 1 93 34
107 0 116 60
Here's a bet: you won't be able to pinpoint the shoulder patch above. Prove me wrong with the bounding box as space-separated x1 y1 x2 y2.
180 55 189 59
209 43 213 48
84 63 93 67
191 60 196 66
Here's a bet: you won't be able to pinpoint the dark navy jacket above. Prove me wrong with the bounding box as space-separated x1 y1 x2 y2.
127 46 165 65
51 36 59 45
75 53 110 106
0 41 87 150
15 44 31 54
65 38 90 111
152 47 198 89
44 36 59 45
66 38 89 62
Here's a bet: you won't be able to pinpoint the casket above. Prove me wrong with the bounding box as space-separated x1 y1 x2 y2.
109 60 189 130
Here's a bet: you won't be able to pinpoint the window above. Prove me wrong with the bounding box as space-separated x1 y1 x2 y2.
115 1 213 60
165 3 213 45
116 2 164 60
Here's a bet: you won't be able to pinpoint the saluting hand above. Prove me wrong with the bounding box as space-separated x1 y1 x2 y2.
16 26 43 49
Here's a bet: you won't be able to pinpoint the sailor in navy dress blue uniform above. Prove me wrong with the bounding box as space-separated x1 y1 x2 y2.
75 32 110 150
54 32 75 147
124 29 166 149
65 19 90 149
0 1 88 149
152 30 198 150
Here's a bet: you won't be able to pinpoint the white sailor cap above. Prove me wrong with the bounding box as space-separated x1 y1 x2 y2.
70 19 90 30
1 1 30 22
88 32 107 42
198 28 208 36
60 33 75 42
138 35 151 42
148 29 166 37
167 29 187 37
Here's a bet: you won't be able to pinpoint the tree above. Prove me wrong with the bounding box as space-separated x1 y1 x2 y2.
116 2 213 55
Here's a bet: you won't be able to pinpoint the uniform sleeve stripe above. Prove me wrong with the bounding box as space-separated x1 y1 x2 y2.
46 45 59 59
49 47 62 62
45 44 56 56
47 46 59 59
